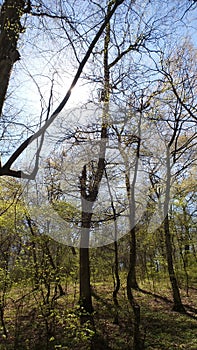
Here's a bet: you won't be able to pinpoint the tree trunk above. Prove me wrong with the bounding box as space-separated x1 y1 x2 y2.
127 274 143 350
79 211 94 322
0 0 29 116
79 2 111 323
113 239 120 324
119 154 139 290
164 148 185 313
164 214 185 312
80 245 93 319
105 168 120 323
125 121 142 290
129 226 139 289
125 111 143 348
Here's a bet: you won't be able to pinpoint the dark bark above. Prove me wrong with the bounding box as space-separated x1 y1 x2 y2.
164 148 185 313
129 226 139 289
113 240 120 324
164 214 185 312
127 273 144 350
0 0 30 117
79 160 107 322
125 108 145 348
79 209 94 321
119 151 139 290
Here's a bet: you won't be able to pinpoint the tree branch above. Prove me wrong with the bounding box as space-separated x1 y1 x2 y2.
0 0 125 179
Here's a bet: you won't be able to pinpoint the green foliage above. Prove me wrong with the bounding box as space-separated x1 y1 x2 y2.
52 200 80 223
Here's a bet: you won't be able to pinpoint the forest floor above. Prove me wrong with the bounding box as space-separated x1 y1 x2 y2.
0 281 197 350
91 283 197 350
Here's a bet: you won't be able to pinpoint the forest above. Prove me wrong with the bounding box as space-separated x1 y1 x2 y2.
0 0 196 349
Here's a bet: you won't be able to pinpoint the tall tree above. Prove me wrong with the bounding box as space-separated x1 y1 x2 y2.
146 44 197 310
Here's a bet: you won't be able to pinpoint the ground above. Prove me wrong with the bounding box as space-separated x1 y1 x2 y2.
0 281 197 349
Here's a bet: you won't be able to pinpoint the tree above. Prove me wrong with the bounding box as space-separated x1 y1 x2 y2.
0 1 197 348
145 45 196 310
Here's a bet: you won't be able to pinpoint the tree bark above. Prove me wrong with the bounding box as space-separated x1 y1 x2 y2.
79 209 94 321
127 273 143 350
164 214 185 312
164 148 185 313
0 0 29 117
